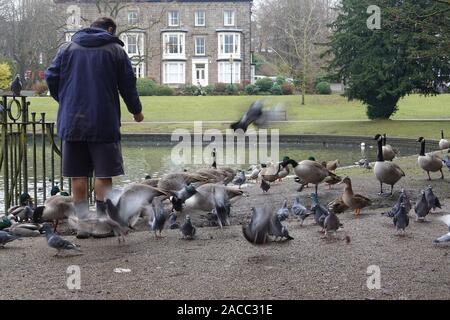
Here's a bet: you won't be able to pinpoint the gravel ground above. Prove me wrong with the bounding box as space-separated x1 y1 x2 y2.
1 154 450 300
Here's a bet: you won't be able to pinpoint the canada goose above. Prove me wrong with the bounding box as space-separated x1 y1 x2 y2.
157 172 209 192
280 158 336 195
417 137 444 180
382 134 398 161
373 134 405 195
439 130 450 150
340 177 371 216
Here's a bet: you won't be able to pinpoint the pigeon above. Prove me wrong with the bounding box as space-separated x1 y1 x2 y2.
168 211 179 229
42 224 81 256
260 179 271 193
433 215 450 243
248 165 261 180
383 189 411 218
232 170 246 189
242 206 272 245
207 210 220 227
443 156 450 171
149 202 166 238
269 212 294 241
292 196 310 225
323 210 341 237
180 215 196 239
355 159 371 169
415 191 430 221
310 193 329 230
171 185 197 212
393 205 409 235
230 100 264 132
276 200 290 222
425 186 441 211
0 230 21 248
10 74 22 97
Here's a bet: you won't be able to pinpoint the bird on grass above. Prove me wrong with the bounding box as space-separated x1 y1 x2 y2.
0 230 21 248
180 215 196 240
417 137 444 180
42 224 81 257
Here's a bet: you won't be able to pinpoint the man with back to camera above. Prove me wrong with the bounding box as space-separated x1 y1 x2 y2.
45 17 144 239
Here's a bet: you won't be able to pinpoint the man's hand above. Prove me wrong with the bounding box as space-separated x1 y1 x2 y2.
133 112 144 123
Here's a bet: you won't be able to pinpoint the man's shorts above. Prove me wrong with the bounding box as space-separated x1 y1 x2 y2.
62 141 125 178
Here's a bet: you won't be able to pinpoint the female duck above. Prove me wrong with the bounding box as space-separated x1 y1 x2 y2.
417 137 444 180
340 177 371 216
373 134 405 195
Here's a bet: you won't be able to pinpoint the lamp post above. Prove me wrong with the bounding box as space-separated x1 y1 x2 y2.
229 54 234 85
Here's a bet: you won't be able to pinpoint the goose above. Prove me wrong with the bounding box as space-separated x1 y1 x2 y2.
157 172 209 192
382 134 398 161
417 137 444 180
373 134 405 195
340 177 371 216
280 158 336 195
439 129 450 150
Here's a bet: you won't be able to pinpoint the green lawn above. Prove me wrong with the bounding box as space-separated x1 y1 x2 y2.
28 94 450 138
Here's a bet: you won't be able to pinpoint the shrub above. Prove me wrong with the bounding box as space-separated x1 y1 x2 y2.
154 85 174 96
276 76 286 85
214 83 227 95
281 83 294 95
255 77 274 92
0 63 11 90
136 78 156 96
32 81 48 96
270 83 282 95
245 84 259 95
182 85 200 96
315 81 332 94
225 84 238 95
204 85 214 95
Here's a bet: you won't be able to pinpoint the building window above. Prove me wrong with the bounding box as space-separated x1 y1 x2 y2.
168 11 179 26
127 34 138 54
218 33 240 59
218 62 241 84
131 62 145 78
224 10 235 26
128 10 138 25
65 32 75 42
163 33 185 58
121 33 144 57
195 10 205 26
195 37 205 56
163 62 185 84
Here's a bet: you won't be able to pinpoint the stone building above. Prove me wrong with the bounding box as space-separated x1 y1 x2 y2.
55 0 255 87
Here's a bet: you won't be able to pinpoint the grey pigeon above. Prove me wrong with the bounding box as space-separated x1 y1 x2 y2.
242 206 272 245
383 189 411 218
269 213 294 241
310 193 329 229
393 205 409 235
171 185 197 212
232 170 246 189
180 215 196 239
434 215 450 243
168 211 179 229
323 210 341 237
260 179 270 193
443 156 450 171
276 200 290 222
292 196 309 225
415 191 430 221
425 186 441 211
0 230 21 248
149 202 166 238
42 224 81 256
207 210 220 227
230 100 264 132
10 74 22 96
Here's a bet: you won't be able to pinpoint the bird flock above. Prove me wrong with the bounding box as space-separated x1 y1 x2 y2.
1 101 450 257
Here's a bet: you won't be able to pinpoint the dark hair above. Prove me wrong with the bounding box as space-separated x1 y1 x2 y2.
91 17 117 34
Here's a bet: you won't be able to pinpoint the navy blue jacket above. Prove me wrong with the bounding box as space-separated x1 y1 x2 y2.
45 28 142 142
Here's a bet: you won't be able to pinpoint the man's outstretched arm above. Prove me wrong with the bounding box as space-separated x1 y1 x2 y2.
117 51 143 122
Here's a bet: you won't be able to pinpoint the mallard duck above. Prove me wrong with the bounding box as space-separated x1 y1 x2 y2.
373 134 405 195
340 176 371 216
281 158 336 195
324 174 342 189
417 137 444 180
259 161 280 183
40 194 75 232
327 197 349 214
382 134 398 161
325 159 340 172
439 129 450 150
7 193 34 222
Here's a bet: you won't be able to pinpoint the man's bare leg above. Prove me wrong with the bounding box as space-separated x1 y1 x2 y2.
72 177 91 239
92 177 115 239
95 177 112 203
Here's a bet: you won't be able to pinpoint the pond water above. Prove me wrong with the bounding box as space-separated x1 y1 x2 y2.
0 139 420 208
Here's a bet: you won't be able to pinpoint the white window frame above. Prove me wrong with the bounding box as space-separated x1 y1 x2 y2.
65 32 75 42
122 33 144 57
131 61 145 78
195 10 206 27
194 37 206 56
126 34 138 55
192 59 209 86
224 10 235 26
163 62 185 84
168 11 179 26
218 32 241 60
218 61 241 84
128 10 138 25
162 32 185 59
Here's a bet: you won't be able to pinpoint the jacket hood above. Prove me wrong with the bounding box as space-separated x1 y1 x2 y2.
72 28 124 48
